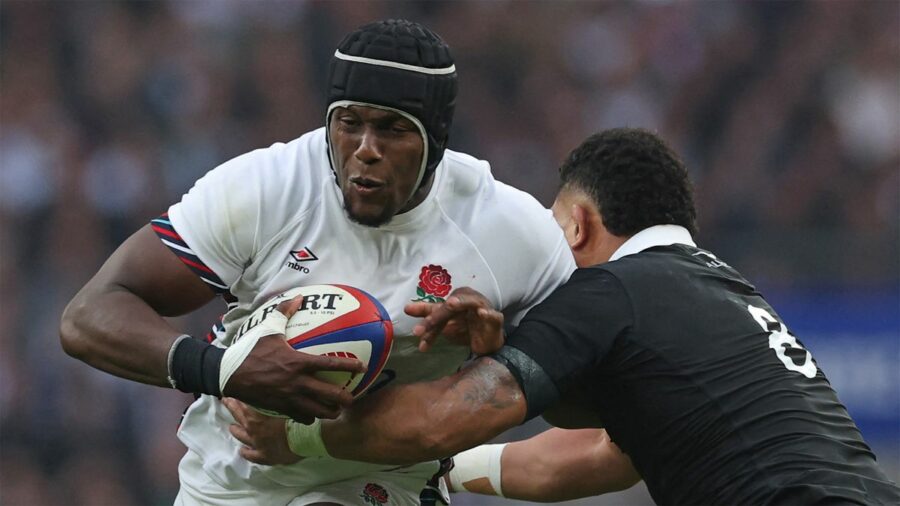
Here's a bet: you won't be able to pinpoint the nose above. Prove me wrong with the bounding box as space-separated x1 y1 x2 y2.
354 128 383 164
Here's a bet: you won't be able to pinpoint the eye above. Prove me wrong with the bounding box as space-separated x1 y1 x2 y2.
338 116 360 127
390 122 415 134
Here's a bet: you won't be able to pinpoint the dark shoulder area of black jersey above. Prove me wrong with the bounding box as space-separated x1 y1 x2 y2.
589 244 760 298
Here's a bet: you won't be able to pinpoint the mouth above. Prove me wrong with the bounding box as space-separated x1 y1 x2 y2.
348 176 386 195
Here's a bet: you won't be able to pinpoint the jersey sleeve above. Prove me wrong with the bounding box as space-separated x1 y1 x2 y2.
502 229 577 326
156 150 269 292
493 268 633 419
151 213 232 293
481 187 576 326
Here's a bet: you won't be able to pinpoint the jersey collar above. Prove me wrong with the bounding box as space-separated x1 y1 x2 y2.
609 225 696 262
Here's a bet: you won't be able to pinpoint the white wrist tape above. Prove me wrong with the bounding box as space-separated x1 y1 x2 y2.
286 418 330 457
449 443 507 497
218 311 288 394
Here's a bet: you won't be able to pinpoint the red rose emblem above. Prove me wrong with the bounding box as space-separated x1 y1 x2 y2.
361 483 389 505
418 264 452 298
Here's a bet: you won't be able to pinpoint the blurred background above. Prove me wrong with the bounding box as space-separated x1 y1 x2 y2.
1 1 897 504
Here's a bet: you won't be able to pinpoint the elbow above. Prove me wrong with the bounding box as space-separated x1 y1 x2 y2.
59 298 89 360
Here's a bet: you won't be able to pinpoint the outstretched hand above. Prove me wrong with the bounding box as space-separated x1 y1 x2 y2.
222 297 366 424
404 287 504 355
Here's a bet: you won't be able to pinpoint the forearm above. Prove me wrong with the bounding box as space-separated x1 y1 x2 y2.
499 428 640 502
321 357 526 464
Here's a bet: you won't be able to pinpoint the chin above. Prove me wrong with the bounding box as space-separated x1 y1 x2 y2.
344 201 395 228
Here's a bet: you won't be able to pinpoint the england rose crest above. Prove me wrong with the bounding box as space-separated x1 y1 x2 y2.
412 264 452 303
360 482 389 505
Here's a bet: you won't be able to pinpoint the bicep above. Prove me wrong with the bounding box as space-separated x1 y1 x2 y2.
88 224 215 315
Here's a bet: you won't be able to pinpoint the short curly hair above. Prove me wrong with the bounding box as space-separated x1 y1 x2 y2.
559 128 698 237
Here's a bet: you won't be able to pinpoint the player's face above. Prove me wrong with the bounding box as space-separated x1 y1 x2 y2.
330 106 425 227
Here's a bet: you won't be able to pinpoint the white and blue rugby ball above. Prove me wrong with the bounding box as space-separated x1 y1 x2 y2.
243 284 393 406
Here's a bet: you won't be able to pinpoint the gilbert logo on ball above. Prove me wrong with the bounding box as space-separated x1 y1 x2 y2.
236 284 393 416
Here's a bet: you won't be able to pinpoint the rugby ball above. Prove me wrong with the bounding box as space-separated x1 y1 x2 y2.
237 284 393 414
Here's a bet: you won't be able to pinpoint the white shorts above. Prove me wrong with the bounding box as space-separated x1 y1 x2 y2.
288 475 437 505
174 449 450 506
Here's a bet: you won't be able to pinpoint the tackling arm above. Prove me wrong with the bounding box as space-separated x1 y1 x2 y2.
319 357 527 464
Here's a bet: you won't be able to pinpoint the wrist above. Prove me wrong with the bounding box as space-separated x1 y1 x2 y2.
168 335 224 396
285 418 330 458
218 310 288 395
449 443 507 497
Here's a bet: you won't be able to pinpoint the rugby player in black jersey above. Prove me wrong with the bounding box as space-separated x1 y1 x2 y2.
227 128 899 505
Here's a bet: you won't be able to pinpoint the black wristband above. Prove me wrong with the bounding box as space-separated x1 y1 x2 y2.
170 337 225 397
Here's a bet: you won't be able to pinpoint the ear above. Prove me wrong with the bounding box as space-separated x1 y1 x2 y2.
569 203 590 252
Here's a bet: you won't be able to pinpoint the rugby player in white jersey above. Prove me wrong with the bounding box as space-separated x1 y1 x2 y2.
60 19 575 505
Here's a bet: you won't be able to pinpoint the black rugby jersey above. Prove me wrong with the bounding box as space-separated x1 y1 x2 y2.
499 243 899 505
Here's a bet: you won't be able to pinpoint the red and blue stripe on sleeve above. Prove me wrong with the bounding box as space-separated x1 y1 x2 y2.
151 213 229 294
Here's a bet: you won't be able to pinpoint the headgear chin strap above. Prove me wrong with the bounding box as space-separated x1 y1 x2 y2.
325 19 458 204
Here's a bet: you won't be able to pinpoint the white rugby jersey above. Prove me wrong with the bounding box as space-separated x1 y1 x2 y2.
155 127 575 490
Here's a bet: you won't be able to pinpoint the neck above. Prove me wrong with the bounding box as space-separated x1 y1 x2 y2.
577 233 628 267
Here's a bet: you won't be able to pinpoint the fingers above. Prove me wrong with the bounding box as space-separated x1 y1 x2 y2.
281 353 366 413
305 353 367 374
276 296 306 319
239 445 265 464
294 377 354 412
415 300 463 351
229 422 254 448
413 291 496 352
239 446 277 465
229 346 364 421
223 397 249 425
225 400 298 465
404 302 436 318
292 355 364 410
469 307 505 355
445 286 492 308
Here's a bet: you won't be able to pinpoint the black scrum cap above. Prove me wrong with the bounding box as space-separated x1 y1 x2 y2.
326 19 458 193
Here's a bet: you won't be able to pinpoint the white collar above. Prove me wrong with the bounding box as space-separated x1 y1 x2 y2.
608 225 696 262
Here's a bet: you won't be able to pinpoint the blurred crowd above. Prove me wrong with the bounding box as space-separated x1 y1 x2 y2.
1 1 897 505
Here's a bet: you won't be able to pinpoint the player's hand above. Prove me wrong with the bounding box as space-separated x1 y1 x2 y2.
404 287 504 355
222 297 367 424
223 397 300 466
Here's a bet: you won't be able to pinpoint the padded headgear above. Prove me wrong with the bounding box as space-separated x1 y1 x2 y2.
326 19 458 191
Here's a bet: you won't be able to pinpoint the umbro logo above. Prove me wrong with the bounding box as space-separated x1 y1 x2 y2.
287 247 317 273
290 247 318 262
